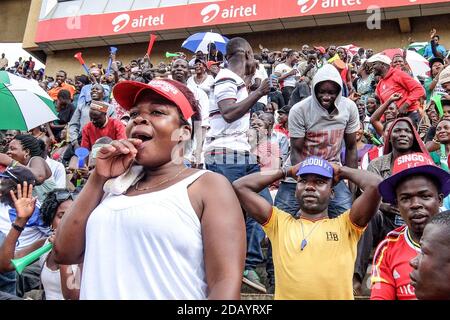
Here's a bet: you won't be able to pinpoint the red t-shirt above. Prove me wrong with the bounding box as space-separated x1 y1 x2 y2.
370 225 420 300
81 118 127 150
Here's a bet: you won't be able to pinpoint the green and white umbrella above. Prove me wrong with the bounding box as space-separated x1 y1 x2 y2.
0 71 57 131
407 42 428 57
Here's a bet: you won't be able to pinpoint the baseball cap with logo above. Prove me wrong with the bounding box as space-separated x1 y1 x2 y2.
113 79 195 120
296 156 334 179
367 53 392 66
378 152 450 204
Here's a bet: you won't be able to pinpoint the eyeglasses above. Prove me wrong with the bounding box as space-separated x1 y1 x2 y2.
55 191 78 202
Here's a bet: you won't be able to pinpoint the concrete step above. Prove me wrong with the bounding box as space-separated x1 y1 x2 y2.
241 293 274 300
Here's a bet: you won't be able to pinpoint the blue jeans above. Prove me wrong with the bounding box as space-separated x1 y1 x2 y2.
328 180 353 218
205 150 272 271
0 231 16 296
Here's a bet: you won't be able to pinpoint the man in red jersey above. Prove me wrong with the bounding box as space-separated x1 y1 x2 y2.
370 152 450 300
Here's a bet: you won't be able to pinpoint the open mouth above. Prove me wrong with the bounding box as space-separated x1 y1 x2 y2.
131 129 153 142
133 134 152 142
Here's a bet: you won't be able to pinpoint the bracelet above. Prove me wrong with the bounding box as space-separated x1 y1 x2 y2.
11 223 24 232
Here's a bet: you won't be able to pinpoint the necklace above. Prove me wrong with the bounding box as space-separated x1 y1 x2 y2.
299 217 326 251
134 167 188 192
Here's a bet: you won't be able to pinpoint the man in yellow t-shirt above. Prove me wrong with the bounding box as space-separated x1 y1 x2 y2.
233 156 383 299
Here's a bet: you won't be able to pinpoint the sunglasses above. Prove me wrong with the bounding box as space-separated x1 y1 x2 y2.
55 191 78 202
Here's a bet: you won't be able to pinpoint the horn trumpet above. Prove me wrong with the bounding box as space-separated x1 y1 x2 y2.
11 242 53 275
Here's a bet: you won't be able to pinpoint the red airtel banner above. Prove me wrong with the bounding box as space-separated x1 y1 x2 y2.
36 0 448 43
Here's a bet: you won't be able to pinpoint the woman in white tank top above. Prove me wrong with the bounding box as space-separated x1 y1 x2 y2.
54 79 246 300
0 185 81 300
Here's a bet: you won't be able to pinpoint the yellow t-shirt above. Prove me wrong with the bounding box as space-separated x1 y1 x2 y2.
263 207 365 300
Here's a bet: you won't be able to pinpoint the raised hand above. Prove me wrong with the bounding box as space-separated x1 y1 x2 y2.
389 93 402 102
257 78 270 96
94 139 142 179
430 28 437 39
10 181 36 222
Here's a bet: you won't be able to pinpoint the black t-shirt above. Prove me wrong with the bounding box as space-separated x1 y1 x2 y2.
207 51 224 62
57 103 75 125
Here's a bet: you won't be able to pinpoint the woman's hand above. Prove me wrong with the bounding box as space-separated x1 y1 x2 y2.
10 181 36 225
0 153 13 166
94 139 142 179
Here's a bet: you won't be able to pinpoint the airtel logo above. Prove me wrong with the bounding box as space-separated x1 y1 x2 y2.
200 3 258 24
112 13 130 32
297 0 319 14
201 4 220 23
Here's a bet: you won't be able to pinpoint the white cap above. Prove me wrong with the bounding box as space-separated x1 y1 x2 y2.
367 53 392 65
438 65 450 85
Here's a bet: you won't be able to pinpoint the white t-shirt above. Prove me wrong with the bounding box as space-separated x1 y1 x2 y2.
252 64 268 105
187 75 215 96
204 68 250 152
46 158 66 189
275 63 297 88
187 83 210 128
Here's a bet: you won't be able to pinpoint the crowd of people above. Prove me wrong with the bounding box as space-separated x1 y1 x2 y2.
0 28 450 300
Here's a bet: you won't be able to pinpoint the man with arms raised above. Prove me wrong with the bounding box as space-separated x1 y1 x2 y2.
233 156 382 299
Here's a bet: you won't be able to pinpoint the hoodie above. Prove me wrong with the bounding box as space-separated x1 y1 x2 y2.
382 117 429 155
376 67 425 113
367 117 430 180
289 64 359 164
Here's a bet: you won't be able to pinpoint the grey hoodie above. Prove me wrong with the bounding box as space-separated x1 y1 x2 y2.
288 64 359 164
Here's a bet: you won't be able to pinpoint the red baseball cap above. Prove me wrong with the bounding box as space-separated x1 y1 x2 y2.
206 61 220 70
113 80 194 120
314 46 326 54
378 152 450 204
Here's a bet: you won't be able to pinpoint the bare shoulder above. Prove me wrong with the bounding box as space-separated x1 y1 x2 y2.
190 170 233 190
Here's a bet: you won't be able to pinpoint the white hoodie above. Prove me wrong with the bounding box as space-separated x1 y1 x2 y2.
288 64 359 164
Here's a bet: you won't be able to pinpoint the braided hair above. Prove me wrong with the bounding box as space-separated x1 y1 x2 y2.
40 189 74 227
14 135 44 158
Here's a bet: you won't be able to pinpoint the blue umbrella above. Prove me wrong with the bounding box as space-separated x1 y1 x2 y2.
182 32 229 54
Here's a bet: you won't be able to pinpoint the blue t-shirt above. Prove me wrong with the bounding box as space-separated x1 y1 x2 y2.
424 44 446 59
